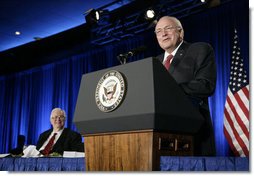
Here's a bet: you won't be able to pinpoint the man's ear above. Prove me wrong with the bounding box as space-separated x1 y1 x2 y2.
180 30 184 40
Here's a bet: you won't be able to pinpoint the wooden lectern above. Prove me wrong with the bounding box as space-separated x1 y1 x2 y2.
73 57 204 171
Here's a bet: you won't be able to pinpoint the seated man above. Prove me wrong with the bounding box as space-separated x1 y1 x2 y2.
36 108 84 156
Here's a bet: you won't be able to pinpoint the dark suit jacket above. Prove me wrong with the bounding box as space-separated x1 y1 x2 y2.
156 41 216 156
36 128 84 155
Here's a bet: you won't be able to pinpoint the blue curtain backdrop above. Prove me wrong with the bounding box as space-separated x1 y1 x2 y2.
0 0 248 156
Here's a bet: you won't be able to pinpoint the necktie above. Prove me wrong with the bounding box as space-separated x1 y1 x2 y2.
41 133 57 156
164 54 173 70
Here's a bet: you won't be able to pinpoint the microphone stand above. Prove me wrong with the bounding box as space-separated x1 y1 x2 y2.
117 54 128 65
117 45 146 65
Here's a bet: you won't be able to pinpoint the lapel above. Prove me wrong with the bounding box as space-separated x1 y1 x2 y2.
168 41 189 74
156 53 164 63
43 130 53 143
39 130 52 149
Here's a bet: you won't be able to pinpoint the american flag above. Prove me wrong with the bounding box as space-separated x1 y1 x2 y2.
223 29 249 157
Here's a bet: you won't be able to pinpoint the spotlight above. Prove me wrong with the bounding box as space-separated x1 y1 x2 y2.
202 0 221 7
85 8 110 26
15 31 21 35
95 11 100 21
145 9 156 20
85 9 100 25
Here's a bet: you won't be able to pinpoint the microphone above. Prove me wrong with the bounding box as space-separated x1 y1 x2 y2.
117 46 147 64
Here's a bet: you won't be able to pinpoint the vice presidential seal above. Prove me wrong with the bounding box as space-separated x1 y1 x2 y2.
95 70 126 112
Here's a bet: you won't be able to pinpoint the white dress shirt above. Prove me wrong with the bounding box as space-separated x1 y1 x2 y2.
163 41 183 65
39 128 64 151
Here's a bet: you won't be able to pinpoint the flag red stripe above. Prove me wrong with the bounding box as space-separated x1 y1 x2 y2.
234 91 249 120
226 95 249 139
223 125 239 156
224 107 248 156
242 86 249 100
224 109 246 156
226 95 249 140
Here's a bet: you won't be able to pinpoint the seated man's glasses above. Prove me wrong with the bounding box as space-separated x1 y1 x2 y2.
51 115 65 120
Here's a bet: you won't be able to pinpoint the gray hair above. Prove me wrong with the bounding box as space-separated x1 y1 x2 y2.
155 16 184 40
156 16 183 29
50 108 66 119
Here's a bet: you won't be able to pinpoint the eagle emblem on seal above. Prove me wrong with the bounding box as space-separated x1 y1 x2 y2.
103 83 117 101
95 70 126 112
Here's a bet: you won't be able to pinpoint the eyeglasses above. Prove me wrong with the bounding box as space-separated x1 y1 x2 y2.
154 26 181 36
51 115 65 120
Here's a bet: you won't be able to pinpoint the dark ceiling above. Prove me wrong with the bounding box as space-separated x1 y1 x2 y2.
0 0 232 75
0 0 129 52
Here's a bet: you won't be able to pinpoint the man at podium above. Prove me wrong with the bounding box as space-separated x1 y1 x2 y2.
155 16 216 156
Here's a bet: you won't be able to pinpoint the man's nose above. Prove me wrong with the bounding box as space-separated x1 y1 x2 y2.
161 30 168 36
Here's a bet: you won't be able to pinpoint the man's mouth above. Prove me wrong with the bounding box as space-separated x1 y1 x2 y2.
162 38 171 42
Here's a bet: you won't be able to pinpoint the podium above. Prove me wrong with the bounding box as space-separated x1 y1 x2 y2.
73 57 204 171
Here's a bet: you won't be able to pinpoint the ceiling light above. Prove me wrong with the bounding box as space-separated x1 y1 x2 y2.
15 31 21 35
85 8 111 26
145 9 155 19
85 9 99 25
95 10 100 21
144 8 157 21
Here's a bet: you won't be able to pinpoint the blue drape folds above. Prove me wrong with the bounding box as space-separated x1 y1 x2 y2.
0 0 248 157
